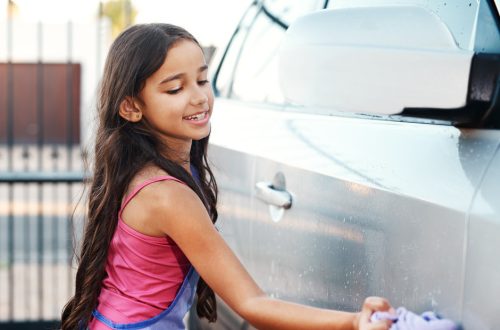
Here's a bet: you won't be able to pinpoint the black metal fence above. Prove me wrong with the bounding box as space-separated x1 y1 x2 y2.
0 148 85 326
0 2 90 327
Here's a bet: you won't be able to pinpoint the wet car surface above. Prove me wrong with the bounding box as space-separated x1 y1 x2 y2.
189 1 500 329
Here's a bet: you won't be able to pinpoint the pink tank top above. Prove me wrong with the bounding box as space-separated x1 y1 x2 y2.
93 176 191 325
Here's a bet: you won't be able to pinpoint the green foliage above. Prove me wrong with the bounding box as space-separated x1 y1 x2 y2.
101 0 137 37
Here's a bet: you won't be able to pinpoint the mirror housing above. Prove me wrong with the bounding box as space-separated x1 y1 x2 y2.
278 6 474 115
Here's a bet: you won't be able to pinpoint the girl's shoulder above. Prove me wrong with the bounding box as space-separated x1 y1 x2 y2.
128 165 171 188
125 164 190 193
120 165 196 237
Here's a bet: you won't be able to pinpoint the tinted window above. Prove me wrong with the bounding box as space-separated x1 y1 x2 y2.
218 1 324 104
214 6 259 98
266 0 326 23
229 11 286 104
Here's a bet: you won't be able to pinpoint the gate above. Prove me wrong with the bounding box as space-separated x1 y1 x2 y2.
0 2 98 328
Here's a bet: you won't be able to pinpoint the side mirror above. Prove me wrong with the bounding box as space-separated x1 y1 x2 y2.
278 6 474 115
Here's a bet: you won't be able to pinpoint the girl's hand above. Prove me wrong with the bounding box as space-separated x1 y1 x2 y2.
355 296 395 330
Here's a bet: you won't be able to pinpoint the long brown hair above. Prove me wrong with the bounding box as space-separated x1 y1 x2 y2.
61 23 218 329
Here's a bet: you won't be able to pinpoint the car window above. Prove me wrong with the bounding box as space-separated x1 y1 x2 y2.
218 0 324 104
229 10 285 104
265 0 326 24
214 5 259 98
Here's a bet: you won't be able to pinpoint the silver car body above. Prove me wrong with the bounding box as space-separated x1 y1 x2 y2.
190 1 500 329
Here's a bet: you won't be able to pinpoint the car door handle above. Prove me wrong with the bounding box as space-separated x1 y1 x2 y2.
255 181 292 209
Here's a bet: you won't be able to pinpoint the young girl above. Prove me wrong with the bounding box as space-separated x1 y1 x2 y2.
61 23 394 330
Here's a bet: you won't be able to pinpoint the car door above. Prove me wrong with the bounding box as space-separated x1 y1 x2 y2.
198 1 329 329
249 109 500 316
193 0 500 329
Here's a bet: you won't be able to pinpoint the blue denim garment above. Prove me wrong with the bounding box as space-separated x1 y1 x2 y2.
91 267 199 330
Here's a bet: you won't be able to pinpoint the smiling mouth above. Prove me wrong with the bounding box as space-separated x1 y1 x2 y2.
183 111 208 121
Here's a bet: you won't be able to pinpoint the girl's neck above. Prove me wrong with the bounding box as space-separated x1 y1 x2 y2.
159 139 192 174
167 153 191 174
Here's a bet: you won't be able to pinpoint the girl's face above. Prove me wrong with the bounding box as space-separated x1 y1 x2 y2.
138 39 214 149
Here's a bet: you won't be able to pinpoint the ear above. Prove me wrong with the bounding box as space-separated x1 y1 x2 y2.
119 97 143 122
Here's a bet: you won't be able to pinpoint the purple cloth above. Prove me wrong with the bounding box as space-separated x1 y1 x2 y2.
371 307 459 330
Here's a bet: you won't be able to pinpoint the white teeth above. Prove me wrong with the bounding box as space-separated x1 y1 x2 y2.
185 112 207 121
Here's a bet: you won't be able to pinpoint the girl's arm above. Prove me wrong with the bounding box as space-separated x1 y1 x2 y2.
126 179 393 330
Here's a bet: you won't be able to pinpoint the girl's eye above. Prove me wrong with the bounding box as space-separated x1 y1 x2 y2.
198 80 209 86
167 88 182 95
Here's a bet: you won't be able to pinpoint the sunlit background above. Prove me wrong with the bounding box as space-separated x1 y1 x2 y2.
1 0 251 45
0 0 251 145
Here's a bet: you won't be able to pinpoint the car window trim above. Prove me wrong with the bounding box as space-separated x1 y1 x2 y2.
212 2 260 97
487 0 500 28
261 4 288 30
214 0 329 101
226 5 262 98
216 2 288 100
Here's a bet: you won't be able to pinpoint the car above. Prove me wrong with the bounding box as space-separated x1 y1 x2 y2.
189 0 500 329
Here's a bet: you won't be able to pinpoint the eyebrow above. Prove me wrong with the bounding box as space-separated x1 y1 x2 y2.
159 65 208 85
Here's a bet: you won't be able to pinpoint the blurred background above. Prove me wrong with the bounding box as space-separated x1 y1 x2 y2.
0 0 249 328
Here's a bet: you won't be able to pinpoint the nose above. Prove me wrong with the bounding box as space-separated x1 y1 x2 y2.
190 85 209 106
